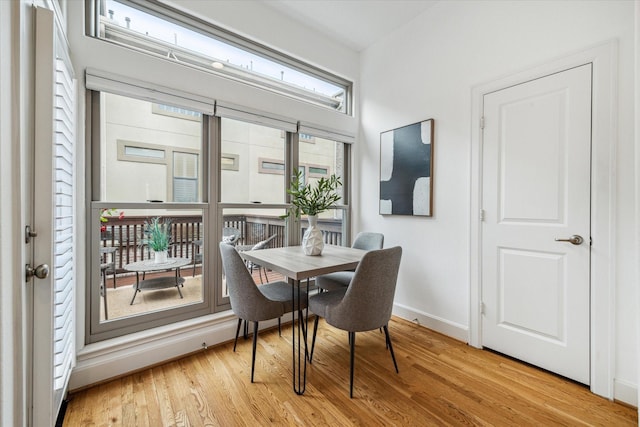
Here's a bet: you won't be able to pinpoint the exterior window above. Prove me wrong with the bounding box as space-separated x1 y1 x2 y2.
88 89 351 344
93 0 352 113
221 153 239 171
152 103 202 121
308 165 329 177
173 151 198 202
300 133 316 143
257 159 329 179
259 158 285 175
221 118 286 204
122 144 165 159
89 91 209 343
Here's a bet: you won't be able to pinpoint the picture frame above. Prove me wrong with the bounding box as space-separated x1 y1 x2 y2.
379 119 434 216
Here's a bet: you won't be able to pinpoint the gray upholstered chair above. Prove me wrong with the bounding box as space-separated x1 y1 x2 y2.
315 232 384 292
219 242 307 383
309 246 402 398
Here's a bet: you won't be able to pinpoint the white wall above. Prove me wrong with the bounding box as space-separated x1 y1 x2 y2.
358 0 636 405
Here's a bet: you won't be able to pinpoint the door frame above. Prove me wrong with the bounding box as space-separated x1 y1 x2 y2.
470 40 617 399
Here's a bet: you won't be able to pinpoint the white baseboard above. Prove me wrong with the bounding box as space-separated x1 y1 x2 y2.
69 312 281 391
392 304 638 409
613 378 638 407
392 303 469 343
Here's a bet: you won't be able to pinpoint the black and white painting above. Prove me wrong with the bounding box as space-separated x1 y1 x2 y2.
379 119 434 216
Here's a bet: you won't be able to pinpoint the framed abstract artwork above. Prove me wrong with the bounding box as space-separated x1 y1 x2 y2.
379 119 434 216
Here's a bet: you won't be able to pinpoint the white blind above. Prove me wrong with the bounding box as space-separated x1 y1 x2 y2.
85 68 215 115
53 57 76 392
215 101 298 132
298 121 355 144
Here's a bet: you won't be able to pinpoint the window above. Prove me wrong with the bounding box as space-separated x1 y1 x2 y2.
259 158 285 175
173 151 198 202
220 118 286 204
152 103 202 121
92 0 352 113
89 90 210 342
87 81 352 343
300 133 316 143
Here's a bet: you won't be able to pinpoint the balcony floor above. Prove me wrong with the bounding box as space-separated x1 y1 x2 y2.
100 266 286 321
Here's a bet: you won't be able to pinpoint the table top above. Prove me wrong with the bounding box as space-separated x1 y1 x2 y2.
124 257 191 272
239 245 367 281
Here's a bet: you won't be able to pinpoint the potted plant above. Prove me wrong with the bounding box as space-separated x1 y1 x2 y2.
141 216 172 263
282 169 342 255
100 208 124 240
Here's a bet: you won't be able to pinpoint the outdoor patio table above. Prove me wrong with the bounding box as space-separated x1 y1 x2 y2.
239 245 366 395
124 257 191 305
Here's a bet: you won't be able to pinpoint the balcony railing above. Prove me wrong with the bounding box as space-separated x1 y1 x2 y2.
100 214 343 274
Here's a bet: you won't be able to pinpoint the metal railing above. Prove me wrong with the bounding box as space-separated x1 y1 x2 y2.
100 214 343 273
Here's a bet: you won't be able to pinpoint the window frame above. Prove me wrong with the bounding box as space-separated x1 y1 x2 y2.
86 85 352 344
116 140 201 202
87 0 353 114
87 89 216 343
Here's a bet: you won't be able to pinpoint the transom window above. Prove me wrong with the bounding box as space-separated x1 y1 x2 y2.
92 0 352 113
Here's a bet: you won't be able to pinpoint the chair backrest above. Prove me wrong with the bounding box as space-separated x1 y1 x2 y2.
219 242 283 321
251 234 278 250
222 227 241 244
326 246 402 332
352 232 384 251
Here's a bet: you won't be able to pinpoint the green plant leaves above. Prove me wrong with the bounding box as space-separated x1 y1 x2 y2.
141 216 172 251
282 169 342 218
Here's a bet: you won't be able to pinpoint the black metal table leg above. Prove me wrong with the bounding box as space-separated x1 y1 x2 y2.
130 271 140 305
292 277 309 394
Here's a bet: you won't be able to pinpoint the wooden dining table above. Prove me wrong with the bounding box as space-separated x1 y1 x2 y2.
239 244 367 395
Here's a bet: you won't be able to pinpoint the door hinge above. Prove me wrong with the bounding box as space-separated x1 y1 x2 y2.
480 116 485 129
479 209 485 221
481 302 486 315
25 225 38 244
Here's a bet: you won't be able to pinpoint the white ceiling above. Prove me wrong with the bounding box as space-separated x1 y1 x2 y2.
260 0 439 52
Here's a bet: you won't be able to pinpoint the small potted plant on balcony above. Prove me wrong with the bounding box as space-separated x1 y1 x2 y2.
141 216 172 263
282 169 342 255
100 208 124 240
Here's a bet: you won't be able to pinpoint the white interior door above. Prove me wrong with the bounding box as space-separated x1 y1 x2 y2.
32 7 77 425
481 64 591 385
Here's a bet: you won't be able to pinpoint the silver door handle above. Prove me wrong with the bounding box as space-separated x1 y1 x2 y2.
554 235 584 245
26 263 50 281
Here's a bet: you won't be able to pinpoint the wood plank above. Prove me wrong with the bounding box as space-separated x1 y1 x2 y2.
63 318 638 426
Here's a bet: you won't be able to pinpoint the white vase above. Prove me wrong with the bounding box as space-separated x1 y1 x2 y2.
302 215 324 256
153 249 168 263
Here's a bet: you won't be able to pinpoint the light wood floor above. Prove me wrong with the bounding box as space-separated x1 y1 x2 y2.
63 317 637 426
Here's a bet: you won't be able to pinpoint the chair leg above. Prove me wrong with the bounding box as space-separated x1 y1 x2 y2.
309 315 320 363
233 318 242 352
112 268 116 289
251 321 259 383
349 331 356 398
278 317 281 336
383 325 399 374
